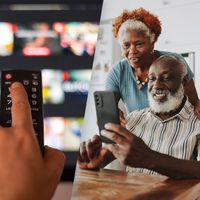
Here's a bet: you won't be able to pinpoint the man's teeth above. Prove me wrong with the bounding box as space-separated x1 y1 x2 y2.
155 93 165 97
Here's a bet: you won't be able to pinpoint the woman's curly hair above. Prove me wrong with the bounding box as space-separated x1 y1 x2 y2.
112 8 162 42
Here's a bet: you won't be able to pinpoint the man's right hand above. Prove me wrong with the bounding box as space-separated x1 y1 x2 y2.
78 135 111 169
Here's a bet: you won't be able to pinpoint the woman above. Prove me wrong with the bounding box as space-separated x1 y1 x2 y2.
106 8 200 119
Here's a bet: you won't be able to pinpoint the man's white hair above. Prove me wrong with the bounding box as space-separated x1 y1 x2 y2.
118 19 155 44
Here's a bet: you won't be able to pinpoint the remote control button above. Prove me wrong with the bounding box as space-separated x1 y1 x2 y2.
5 73 12 80
32 80 39 86
32 73 39 79
7 99 12 105
33 122 38 127
5 81 11 85
33 124 39 129
31 94 37 99
23 80 30 85
32 120 38 126
5 107 11 111
31 87 37 92
5 119 12 125
31 107 39 112
31 100 37 105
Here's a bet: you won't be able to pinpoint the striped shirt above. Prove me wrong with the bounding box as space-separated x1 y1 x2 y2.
125 99 200 175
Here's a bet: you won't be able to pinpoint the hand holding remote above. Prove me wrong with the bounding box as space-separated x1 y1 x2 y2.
0 82 65 200
0 70 44 153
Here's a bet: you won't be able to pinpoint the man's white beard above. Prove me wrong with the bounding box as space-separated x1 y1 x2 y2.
148 85 184 114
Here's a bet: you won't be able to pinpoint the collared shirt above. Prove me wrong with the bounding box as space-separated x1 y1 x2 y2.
125 99 200 175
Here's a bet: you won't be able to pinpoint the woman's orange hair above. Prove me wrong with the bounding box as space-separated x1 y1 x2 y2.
112 8 162 42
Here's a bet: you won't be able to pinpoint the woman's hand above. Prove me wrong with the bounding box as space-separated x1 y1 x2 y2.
194 100 200 120
119 109 127 126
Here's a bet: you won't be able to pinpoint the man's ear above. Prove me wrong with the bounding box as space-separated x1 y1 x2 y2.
182 75 189 86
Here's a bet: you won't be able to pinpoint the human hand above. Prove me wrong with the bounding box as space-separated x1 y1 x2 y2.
102 123 153 168
119 109 127 127
194 99 200 120
0 82 65 200
78 135 110 169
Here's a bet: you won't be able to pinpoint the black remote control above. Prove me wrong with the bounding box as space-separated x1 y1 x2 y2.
0 70 44 154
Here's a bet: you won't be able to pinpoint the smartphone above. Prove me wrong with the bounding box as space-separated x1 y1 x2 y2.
94 90 120 143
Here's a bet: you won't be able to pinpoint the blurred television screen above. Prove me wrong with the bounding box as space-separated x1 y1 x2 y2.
59 22 98 56
44 117 84 151
0 22 14 56
14 22 61 56
42 69 92 104
0 21 98 57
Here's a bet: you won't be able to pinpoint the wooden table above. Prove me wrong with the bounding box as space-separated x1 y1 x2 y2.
71 168 200 200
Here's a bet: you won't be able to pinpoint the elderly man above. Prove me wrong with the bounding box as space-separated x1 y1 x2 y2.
78 55 200 179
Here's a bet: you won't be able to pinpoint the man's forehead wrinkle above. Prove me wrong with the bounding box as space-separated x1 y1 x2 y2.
150 63 180 75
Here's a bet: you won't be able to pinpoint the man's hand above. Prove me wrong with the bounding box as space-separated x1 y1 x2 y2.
0 82 65 200
78 135 113 169
102 123 153 168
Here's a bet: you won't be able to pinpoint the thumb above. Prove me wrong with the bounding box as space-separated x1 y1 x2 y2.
87 148 108 168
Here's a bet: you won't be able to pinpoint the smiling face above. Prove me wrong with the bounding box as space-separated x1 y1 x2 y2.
121 29 154 68
148 56 185 113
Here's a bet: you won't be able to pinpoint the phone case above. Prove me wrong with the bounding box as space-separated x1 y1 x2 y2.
94 91 120 143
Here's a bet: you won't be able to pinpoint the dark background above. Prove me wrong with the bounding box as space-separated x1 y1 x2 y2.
0 0 103 181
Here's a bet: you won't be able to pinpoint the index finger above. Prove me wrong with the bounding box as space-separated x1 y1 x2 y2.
10 82 33 129
104 123 131 139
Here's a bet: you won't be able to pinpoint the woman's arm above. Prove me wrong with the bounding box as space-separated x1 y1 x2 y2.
185 79 199 105
105 64 120 92
184 79 200 119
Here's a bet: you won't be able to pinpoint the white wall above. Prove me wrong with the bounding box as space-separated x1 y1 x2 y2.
101 0 200 92
81 0 200 141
